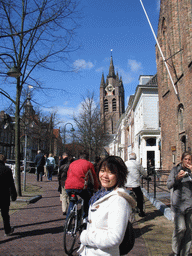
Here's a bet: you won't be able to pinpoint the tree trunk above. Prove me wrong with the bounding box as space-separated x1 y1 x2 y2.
15 77 22 196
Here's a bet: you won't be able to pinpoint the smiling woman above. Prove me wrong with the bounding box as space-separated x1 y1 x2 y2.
78 156 136 256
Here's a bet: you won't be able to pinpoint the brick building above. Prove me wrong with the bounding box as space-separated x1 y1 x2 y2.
156 0 192 169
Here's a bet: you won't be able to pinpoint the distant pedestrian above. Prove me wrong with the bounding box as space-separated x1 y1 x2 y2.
46 153 56 181
125 152 148 217
93 156 101 171
34 150 45 182
44 154 47 177
0 153 17 236
59 152 68 167
58 155 74 215
167 152 192 256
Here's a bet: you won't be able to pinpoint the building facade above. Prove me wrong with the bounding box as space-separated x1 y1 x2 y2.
0 96 63 163
100 56 125 135
132 75 160 169
108 75 160 169
156 0 192 169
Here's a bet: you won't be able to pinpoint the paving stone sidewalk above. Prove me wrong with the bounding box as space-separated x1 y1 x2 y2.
0 173 175 256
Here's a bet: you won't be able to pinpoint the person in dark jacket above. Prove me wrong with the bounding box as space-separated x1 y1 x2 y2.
167 152 192 256
58 155 73 215
34 150 45 182
0 153 17 236
59 152 68 168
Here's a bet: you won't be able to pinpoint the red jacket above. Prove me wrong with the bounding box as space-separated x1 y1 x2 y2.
65 159 99 190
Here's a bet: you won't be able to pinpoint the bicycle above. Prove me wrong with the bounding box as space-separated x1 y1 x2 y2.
63 191 86 255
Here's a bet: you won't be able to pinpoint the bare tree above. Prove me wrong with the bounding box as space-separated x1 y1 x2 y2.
73 92 109 161
0 0 81 195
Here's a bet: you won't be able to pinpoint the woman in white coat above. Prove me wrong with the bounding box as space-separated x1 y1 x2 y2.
78 156 136 256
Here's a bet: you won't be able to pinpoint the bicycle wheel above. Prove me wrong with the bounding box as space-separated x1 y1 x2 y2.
63 211 78 255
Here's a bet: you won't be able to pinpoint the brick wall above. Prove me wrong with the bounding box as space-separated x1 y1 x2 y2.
156 0 192 170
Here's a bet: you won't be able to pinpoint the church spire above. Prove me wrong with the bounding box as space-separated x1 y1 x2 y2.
100 72 105 87
108 51 115 78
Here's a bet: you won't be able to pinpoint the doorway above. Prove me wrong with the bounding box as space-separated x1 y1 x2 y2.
147 151 155 168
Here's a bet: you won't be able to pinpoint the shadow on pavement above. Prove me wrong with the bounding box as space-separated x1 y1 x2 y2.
5 218 65 230
138 209 163 224
0 225 64 245
134 224 154 238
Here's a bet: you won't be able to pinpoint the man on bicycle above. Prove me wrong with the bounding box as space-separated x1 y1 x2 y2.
65 152 99 219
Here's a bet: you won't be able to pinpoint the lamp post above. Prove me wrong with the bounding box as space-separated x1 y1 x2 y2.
23 86 33 191
63 122 75 154
23 127 27 191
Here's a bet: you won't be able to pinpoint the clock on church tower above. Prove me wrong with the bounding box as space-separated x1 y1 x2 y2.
105 84 114 95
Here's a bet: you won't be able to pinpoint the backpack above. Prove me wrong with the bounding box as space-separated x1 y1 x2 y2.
119 221 135 255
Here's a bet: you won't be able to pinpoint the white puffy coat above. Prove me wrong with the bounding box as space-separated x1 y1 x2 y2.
78 187 136 256
125 159 148 188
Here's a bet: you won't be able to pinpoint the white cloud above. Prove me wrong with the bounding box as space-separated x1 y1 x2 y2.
156 0 160 11
117 67 134 84
128 59 142 73
73 59 94 71
95 66 104 72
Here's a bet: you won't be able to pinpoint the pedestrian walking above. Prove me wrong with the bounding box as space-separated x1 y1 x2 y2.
78 156 136 256
0 153 17 236
125 152 148 217
44 154 47 177
34 150 45 182
167 151 192 256
58 155 74 215
46 153 56 181
59 152 68 167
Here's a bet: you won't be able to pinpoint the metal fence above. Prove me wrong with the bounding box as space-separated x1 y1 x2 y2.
141 169 171 206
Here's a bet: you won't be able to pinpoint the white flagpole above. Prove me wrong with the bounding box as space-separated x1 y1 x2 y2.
139 0 179 99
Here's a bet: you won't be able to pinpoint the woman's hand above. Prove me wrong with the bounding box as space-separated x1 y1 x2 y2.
176 170 186 180
186 164 192 171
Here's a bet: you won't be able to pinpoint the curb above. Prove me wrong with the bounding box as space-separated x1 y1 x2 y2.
142 188 173 221
16 195 42 204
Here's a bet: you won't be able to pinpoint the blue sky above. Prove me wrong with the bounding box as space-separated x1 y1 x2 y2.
1 0 160 126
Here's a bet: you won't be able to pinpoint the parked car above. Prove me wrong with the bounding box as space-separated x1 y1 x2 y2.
5 159 16 179
20 161 36 173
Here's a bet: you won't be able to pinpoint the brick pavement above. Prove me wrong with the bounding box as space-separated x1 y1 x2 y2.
0 173 176 256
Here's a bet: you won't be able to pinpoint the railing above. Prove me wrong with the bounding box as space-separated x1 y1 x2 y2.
141 169 171 206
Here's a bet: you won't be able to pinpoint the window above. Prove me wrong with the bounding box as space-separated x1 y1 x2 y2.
178 104 184 131
104 99 108 112
146 138 156 146
112 98 116 111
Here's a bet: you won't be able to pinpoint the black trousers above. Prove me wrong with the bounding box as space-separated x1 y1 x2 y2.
0 204 11 234
132 186 144 213
37 166 44 181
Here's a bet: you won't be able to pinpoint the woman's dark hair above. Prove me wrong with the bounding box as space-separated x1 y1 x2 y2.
181 151 192 161
97 156 128 187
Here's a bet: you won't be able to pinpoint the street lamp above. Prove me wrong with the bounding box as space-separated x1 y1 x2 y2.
7 67 22 78
23 86 33 191
63 122 75 153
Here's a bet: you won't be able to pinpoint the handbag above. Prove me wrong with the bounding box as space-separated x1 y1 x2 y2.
119 220 135 255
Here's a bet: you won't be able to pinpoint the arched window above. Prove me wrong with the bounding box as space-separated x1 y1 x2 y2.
178 104 184 131
104 99 108 112
181 135 186 152
112 98 116 111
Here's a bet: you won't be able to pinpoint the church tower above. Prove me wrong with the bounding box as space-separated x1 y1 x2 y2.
100 55 125 134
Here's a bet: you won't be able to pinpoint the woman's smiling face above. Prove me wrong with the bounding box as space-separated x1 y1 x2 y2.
99 166 117 189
